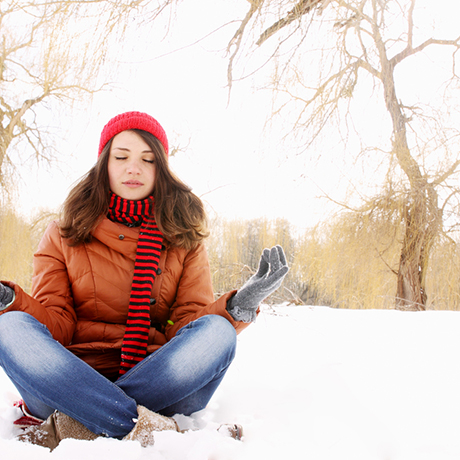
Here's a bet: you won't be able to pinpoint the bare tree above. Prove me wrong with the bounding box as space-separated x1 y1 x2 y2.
0 0 173 192
225 0 460 311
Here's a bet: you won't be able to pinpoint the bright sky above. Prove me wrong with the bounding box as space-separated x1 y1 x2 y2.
16 0 460 232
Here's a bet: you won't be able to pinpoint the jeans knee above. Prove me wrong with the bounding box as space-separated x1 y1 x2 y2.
0 311 26 340
200 315 237 356
0 309 35 327
0 312 46 349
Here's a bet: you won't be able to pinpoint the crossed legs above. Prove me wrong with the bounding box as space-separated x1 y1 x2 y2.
0 312 236 437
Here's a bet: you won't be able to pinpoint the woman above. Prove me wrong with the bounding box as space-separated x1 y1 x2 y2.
0 111 288 449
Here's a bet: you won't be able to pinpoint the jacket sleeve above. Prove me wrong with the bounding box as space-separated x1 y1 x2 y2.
165 243 252 340
0 221 77 346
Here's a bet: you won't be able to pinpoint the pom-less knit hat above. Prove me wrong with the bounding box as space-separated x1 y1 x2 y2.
98 111 169 157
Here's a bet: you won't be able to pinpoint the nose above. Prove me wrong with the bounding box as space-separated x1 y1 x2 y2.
126 159 141 175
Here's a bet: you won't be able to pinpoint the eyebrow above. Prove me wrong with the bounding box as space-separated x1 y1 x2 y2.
112 147 154 153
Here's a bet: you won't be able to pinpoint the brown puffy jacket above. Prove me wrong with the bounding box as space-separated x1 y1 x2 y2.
2 218 249 379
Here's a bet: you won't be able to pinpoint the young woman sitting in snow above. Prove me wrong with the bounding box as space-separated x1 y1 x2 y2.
0 111 288 449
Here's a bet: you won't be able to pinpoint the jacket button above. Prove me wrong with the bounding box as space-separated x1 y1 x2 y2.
157 268 162 275
119 235 125 240
150 298 156 305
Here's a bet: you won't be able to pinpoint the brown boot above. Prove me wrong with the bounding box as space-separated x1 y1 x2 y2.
123 405 179 447
18 411 99 451
218 423 243 440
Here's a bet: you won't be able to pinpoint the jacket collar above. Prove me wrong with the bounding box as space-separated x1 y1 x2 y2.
92 217 171 256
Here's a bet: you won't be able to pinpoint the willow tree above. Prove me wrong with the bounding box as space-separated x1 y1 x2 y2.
0 0 170 192
224 0 460 311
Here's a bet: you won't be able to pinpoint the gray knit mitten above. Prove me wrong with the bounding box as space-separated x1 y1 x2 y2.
0 283 14 309
227 245 289 323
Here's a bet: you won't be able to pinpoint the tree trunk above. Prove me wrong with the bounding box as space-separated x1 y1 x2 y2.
372 2 442 310
395 182 441 311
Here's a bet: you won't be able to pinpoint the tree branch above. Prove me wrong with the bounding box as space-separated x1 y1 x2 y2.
256 0 324 46
8 95 47 134
227 0 263 94
407 0 415 50
391 36 460 67
355 57 380 79
431 159 460 186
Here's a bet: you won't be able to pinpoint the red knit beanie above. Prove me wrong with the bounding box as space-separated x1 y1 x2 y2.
98 111 169 157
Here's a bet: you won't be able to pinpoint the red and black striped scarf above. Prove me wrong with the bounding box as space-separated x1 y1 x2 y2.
107 193 163 376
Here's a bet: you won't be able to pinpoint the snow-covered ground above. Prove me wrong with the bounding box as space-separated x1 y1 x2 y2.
1 304 460 459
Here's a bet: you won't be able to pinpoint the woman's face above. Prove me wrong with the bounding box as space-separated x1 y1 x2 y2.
108 130 156 200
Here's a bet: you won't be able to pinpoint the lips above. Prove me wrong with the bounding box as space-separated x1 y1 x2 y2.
123 180 144 187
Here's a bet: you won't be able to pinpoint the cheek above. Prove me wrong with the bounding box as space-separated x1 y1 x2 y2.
107 162 122 190
107 165 116 186
147 166 156 186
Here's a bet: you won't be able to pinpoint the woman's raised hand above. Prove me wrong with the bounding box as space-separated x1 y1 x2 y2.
226 246 289 323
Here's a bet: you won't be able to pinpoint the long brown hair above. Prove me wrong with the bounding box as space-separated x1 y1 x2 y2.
59 130 209 249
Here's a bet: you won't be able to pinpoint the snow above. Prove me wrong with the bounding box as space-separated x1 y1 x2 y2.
1 304 460 459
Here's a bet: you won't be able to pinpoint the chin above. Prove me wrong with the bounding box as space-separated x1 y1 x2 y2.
115 189 149 201
125 193 149 201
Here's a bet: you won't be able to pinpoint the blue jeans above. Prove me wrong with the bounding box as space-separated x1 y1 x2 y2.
0 312 236 438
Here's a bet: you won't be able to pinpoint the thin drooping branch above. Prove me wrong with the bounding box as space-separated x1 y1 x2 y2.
226 0 333 90
227 1 264 91
0 0 157 197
